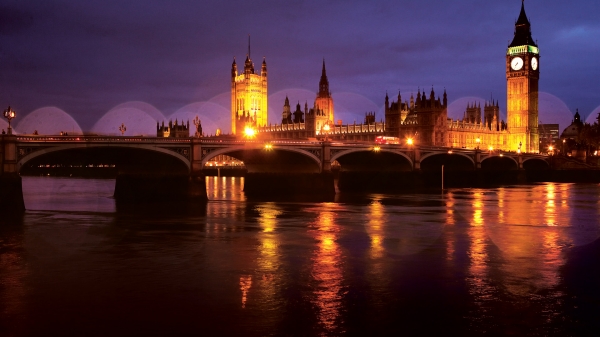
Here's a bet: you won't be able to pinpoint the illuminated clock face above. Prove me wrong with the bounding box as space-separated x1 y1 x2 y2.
511 57 524 71
531 57 538 70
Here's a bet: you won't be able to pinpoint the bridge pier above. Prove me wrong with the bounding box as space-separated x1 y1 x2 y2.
114 172 208 203
0 135 25 215
244 172 335 199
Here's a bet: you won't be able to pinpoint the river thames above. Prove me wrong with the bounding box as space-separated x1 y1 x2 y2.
1 176 599 336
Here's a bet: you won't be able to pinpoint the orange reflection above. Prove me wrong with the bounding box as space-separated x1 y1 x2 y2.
467 190 491 300
366 198 385 259
489 184 572 295
205 176 246 201
545 184 557 226
255 204 281 303
310 204 344 332
239 275 252 308
445 192 456 261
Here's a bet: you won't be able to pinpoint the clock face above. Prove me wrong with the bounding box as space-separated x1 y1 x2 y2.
531 57 538 70
511 57 524 71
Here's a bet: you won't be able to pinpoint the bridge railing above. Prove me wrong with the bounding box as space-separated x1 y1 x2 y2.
16 135 192 143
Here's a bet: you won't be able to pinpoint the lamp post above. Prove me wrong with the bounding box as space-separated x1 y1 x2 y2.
476 137 480 149
193 115 201 138
3 106 16 135
119 123 126 136
322 123 330 141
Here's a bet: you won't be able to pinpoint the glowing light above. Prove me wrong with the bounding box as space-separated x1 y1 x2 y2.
448 150 453 154
264 143 273 150
488 146 494 152
244 127 256 138
373 146 381 152
407 138 413 146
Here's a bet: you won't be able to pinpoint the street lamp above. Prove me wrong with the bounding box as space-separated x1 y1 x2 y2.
475 137 480 149
244 126 256 139
3 106 16 134
193 115 202 137
407 138 413 146
119 123 126 136
322 123 331 141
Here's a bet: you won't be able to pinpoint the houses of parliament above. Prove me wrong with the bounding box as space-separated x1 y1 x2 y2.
230 2 540 153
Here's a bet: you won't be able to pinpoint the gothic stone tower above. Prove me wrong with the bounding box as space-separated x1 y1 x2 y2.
231 43 268 135
506 1 539 153
314 60 334 125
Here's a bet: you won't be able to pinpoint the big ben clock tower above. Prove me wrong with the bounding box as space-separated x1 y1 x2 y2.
507 1 539 153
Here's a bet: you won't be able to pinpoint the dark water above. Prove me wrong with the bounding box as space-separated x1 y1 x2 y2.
1 177 600 336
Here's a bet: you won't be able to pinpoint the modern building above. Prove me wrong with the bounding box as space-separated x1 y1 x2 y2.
539 123 560 153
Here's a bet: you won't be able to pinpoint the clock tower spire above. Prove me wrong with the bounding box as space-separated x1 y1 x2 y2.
506 0 540 153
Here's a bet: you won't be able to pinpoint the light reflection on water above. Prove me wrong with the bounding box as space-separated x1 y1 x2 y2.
1 177 599 335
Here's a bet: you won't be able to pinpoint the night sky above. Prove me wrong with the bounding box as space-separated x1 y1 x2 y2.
1 0 598 136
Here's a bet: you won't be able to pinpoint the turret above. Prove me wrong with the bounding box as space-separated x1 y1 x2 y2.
385 92 389 111
443 89 447 107
318 59 330 98
261 57 267 77
231 57 237 79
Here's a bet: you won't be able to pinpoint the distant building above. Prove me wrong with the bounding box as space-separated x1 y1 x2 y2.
560 110 583 141
157 120 189 138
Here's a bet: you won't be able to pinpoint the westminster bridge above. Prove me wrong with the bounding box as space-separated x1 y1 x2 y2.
0 134 552 213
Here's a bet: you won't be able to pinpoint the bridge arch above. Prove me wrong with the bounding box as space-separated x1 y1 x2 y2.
332 148 413 172
523 157 551 169
480 155 519 170
420 152 475 170
17 143 191 173
202 144 322 173
331 148 412 166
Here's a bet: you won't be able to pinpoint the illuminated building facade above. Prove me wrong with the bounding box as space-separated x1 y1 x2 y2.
254 3 540 152
385 88 448 147
231 45 268 135
157 120 190 138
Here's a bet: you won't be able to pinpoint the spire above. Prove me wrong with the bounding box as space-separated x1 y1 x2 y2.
385 92 389 110
509 1 537 47
516 1 530 26
248 34 251 59
318 59 330 98
443 88 447 107
261 56 267 76
284 95 289 106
